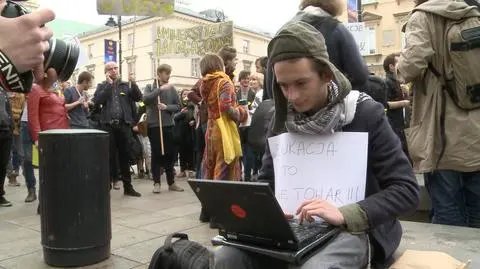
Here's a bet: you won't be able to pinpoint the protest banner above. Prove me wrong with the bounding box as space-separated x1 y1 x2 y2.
97 0 174 17
154 21 233 58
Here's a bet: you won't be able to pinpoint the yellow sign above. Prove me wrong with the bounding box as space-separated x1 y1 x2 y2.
97 0 174 17
155 21 234 58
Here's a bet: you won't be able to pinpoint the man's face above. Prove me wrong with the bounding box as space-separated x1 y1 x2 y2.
129 72 135 81
81 79 93 90
225 57 238 74
158 71 170 84
274 58 330 113
240 76 250 88
255 61 264 74
106 62 119 80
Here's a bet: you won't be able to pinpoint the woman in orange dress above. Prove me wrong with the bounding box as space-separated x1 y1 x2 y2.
200 54 247 181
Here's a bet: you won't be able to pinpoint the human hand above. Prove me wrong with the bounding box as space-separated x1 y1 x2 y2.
105 73 113 84
0 8 55 81
181 107 188 113
189 120 195 126
34 141 38 147
157 103 167 110
296 199 345 226
132 126 138 132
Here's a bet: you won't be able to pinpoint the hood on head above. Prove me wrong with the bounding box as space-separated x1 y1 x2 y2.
414 0 480 20
267 20 351 133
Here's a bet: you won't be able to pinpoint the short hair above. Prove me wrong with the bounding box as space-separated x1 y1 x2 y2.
77 71 94 84
157 64 172 75
200 54 224 77
383 53 398 73
250 72 264 88
256 56 268 69
238 70 251 81
218 46 237 64
299 0 344 16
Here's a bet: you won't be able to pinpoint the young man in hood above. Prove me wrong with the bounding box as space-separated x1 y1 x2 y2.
213 21 419 269
397 0 480 228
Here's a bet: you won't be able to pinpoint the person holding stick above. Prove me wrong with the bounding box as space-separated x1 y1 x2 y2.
143 64 184 194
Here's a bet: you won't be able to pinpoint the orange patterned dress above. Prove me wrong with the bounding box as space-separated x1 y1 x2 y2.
200 72 247 180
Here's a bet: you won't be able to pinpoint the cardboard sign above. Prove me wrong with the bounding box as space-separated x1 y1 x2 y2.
268 132 368 214
97 0 174 17
154 21 233 58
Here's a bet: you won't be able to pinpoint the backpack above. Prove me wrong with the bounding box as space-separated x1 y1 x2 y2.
364 75 388 108
414 0 480 167
419 1 480 110
247 99 275 153
148 233 211 269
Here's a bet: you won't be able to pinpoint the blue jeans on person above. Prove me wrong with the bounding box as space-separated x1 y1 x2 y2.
241 143 255 181
424 170 480 228
12 142 21 171
20 122 36 190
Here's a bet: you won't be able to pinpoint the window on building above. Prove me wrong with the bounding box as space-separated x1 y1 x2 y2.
382 30 395 46
128 33 134 49
368 27 377 54
88 43 94 59
242 40 250 54
191 58 200 78
150 54 160 78
243 60 252 71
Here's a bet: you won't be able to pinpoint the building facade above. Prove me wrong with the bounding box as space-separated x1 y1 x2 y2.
75 8 271 93
344 0 415 75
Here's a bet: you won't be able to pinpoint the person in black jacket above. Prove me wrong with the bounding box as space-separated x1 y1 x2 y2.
213 21 419 269
383 54 411 162
263 0 370 100
92 61 142 197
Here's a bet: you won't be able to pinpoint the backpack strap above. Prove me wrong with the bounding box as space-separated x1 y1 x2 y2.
301 14 339 37
426 63 448 169
164 233 189 252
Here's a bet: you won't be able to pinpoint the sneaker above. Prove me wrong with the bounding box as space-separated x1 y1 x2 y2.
0 196 12 207
153 183 161 193
113 181 121 190
7 175 20 187
168 183 184 192
25 189 37 203
124 187 141 197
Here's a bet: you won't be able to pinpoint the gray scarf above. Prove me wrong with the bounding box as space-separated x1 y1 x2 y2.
285 83 371 135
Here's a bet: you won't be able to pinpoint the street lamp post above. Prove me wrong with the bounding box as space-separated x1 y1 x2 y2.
105 15 123 78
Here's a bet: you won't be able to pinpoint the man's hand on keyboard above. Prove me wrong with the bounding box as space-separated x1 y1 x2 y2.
296 199 345 226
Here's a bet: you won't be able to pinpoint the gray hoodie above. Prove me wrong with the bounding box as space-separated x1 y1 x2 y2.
143 83 181 128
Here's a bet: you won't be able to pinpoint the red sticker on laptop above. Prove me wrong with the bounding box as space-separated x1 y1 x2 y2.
231 204 247 219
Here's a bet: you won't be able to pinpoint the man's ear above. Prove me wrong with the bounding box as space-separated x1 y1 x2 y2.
320 71 334 83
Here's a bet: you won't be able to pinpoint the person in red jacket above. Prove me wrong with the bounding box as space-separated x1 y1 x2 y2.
27 82 69 145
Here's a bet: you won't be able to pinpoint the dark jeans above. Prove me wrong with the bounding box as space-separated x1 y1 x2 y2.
102 122 133 188
195 123 207 179
20 122 36 190
239 127 255 181
424 170 480 228
148 126 175 186
0 131 12 197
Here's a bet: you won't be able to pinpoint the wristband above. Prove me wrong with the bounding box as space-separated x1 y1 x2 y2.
0 50 32 93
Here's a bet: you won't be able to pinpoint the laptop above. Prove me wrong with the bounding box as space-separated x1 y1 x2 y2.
188 179 341 263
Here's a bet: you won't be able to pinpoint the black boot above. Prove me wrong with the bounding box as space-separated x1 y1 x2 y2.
124 185 141 197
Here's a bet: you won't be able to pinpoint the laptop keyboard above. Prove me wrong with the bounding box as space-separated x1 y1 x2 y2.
289 220 331 242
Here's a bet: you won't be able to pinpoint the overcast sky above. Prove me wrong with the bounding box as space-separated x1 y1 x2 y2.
38 0 300 34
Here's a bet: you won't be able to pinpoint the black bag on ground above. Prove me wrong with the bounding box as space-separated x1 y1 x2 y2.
148 233 211 269
247 99 275 154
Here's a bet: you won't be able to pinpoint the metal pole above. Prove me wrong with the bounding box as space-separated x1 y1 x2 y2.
118 15 122 78
357 0 362 22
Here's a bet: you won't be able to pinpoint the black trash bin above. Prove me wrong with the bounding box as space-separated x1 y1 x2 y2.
39 129 111 267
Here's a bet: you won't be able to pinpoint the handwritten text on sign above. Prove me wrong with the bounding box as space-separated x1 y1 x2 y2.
155 21 233 58
268 132 368 214
97 0 174 16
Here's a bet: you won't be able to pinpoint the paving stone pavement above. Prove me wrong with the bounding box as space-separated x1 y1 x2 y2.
0 171 217 269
